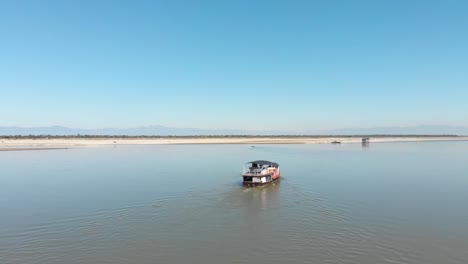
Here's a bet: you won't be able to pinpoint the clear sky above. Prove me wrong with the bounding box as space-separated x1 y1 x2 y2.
1 0 467 131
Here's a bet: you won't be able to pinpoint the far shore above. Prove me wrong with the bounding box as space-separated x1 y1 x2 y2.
1 136 467 151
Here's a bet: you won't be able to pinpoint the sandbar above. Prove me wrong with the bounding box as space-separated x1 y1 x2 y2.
1 136 467 151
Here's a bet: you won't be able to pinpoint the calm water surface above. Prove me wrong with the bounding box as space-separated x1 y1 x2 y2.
1 142 468 264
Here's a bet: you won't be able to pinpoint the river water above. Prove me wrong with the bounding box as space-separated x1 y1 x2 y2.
1 142 468 263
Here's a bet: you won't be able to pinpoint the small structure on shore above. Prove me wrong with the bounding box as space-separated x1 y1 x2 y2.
242 160 281 187
331 141 341 144
362 137 370 148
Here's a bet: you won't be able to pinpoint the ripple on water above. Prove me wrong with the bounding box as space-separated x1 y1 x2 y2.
1 167 466 264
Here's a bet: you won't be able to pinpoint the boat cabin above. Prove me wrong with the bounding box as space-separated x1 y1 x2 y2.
242 160 281 187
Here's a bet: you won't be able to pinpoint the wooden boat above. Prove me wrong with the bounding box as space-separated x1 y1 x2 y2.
242 160 281 187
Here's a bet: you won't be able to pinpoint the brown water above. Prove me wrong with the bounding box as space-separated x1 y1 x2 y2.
1 142 468 263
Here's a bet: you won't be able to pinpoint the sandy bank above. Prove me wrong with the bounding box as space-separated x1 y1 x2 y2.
1 136 467 150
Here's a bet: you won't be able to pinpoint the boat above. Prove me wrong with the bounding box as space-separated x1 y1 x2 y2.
242 160 281 187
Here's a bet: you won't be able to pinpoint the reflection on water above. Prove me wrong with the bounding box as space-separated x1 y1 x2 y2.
241 182 281 233
1 142 468 264
244 181 281 211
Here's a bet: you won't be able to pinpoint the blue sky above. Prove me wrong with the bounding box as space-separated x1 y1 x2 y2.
0 0 467 131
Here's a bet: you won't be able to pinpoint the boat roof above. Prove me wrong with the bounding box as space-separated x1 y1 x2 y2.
247 160 279 167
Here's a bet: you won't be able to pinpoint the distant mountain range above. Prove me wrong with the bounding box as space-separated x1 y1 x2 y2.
0 125 467 136
315 125 468 136
0 126 279 136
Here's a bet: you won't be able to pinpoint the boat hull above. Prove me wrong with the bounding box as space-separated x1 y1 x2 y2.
242 176 280 187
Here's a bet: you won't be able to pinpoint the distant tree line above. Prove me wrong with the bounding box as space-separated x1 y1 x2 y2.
0 134 460 139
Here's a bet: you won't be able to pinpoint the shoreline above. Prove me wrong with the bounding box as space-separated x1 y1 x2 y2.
1 136 467 151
